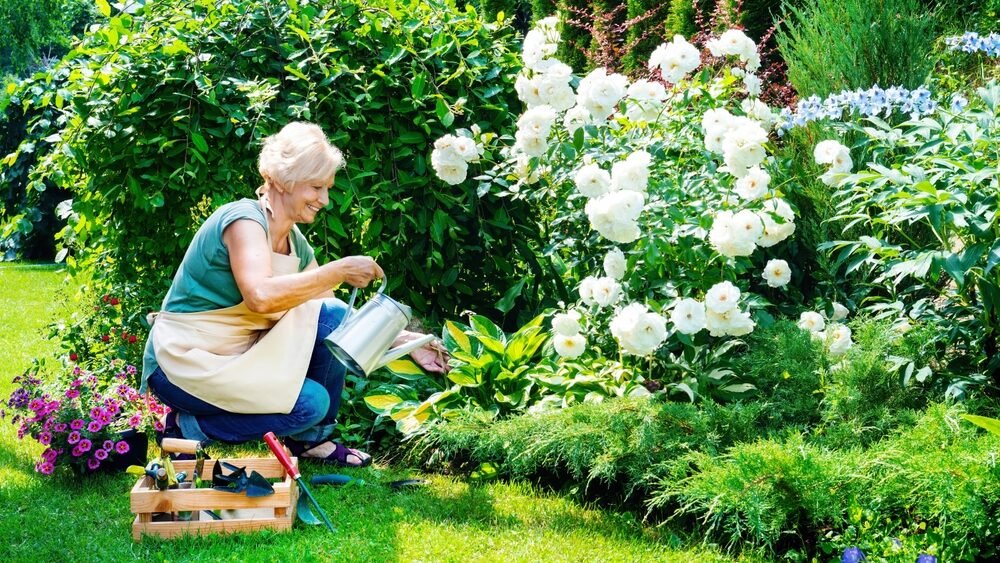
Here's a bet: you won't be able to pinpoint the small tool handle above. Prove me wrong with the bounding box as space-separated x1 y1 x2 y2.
161 438 201 455
263 432 300 480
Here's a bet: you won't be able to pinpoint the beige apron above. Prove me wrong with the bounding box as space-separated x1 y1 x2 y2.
148 199 322 414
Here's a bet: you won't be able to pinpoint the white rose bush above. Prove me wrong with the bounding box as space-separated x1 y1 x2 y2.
428 18 810 401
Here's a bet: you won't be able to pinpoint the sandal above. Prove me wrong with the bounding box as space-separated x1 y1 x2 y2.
285 438 372 468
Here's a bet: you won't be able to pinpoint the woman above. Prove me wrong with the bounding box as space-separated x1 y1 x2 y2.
141 122 447 467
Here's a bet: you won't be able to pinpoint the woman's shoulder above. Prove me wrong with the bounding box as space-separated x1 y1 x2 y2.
211 198 266 229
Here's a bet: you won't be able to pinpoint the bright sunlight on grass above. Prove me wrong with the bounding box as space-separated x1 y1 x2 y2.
0 264 735 562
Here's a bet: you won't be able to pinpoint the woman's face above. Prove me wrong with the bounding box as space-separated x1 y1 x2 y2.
281 179 331 224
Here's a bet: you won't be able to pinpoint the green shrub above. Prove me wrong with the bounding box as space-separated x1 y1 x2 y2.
775 0 938 97
652 404 1000 559
411 396 768 503
663 0 699 39
19 0 531 329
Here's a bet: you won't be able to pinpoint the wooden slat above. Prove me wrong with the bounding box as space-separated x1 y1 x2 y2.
132 512 294 541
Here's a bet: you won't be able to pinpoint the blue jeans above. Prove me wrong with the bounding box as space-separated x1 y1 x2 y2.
148 298 349 444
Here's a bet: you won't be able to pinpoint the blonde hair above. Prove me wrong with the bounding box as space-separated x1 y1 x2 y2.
257 122 345 193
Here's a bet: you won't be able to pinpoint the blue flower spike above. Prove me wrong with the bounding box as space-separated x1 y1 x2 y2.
842 546 866 563
916 555 937 563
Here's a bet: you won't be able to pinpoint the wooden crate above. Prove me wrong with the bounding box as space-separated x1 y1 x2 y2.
131 457 297 540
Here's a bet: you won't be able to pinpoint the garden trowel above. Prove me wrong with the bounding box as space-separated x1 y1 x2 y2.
263 431 336 532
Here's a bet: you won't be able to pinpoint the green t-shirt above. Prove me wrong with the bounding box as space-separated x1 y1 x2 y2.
141 198 316 385
161 198 315 312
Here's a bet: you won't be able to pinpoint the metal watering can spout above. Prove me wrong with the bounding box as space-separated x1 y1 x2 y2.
325 278 435 377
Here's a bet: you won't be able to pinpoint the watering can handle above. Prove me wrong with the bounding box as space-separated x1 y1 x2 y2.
342 277 387 325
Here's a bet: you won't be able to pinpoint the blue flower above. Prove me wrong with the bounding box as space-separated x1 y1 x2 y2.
950 94 969 112
916 555 937 563
944 32 1000 57
842 546 866 563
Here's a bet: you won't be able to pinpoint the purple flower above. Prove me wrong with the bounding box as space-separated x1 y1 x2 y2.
70 419 84 431
842 547 866 563
77 439 92 453
94 448 108 460
103 440 114 451
115 440 130 454
65 389 80 399
87 458 101 470
42 448 58 462
38 432 52 445
127 413 142 428
29 399 45 412
98 411 113 424
67 431 81 445
87 420 103 433
916 556 936 563
72 445 84 457
54 422 68 432
73 366 81 376
37 461 54 475
70 378 82 388
126 365 137 375
90 407 103 420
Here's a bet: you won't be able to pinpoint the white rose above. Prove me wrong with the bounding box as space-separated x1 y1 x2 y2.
671 298 706 335
705 280 741 313
533 58 572 79
704 308 755 337
553 333 586 358
552 310 583 336
537 75 576 112
740 98 774 130
726 309 756 336
827 324 853 357
610 150 652 192
514 130 548 157
797 311 825 332
574 164 612 198
563 105 593 135
577 67 629 120
610 302 668 356
517 106 557 138
513 152 540 185
828 146 853 173
762 259 791 288
649 35 701 83
702 108 734 132
831 302 850 321
625 80 667 122
717 29 754 57
515 74 544 107
731 209 764 242
578 276 599 305
734 166 770 200
743 74 761 97
603 247 627 280
452 136 479 162
591 276 622 307
431 148 468 185
709 211 758 257
814 140 848 165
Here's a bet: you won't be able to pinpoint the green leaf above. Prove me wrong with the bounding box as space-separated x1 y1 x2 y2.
447 365 480 386
985 240 1000 276
191 132 208 153
364 392 404 414
411 73 427 99
443 320 472 354
96 0 111 17
383 358 426 380
962 414 1000 436
495 277 527 313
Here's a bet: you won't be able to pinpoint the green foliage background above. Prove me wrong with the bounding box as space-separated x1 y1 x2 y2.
20 0 536 327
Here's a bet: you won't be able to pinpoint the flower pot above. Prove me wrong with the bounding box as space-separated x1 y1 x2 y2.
70 430 148 476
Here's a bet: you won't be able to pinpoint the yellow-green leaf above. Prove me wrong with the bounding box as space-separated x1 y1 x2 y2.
445 320 471 353
96 0 111 17
384 358 424 378
963 414 1000 436
364 393 403 413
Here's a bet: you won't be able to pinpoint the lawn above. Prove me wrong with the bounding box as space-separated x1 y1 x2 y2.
0 263 736 562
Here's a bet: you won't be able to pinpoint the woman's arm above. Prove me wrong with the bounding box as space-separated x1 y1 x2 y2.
224 219 383 313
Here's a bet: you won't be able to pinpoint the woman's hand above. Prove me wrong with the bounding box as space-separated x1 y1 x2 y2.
410 339 450 374
333 255 384 288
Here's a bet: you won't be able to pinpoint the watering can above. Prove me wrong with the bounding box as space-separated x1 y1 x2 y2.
324 278 434 377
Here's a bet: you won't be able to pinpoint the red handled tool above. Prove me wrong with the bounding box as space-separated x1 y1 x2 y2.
263 431 335 532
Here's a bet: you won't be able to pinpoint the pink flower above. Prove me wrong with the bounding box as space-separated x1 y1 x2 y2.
78 439 92 452
72 366 82 376
87 421 103 433
99 411 113 424
42 448 58 462
87 458 100 470
90 407 103 420
39 432 52 445
72 446 84 457
37 461 54 475
127 414 142 428
94 448 108 461
70 378 82 388
67 431 81 444
70 419 84 431
115 440 130 454
103 440 114 451
53 422 68 433
65 389 80 399
153 421 165 432
29 399 45 412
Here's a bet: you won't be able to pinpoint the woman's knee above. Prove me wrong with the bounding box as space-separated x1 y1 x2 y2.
293 379 331 426
316 298 350 338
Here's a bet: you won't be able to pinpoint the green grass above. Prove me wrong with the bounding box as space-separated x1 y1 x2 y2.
0 263 735 562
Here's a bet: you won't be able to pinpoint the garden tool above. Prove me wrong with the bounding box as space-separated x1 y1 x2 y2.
263 431 335 532
126 455 179 490
324 277 435 377
211 461 274 497
161 438 208 488
310 473 365 487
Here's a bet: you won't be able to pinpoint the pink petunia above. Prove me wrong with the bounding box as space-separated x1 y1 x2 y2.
67 431 81 445
87 458 100 470
103 440 114 451
99 411 113 424
87 420 103 433
115 440 130 454
153 421 165 432
38 432 52 445
65 389 80 399
38 461 54 475
90 407 103 420
77 439 92 453
72 445 84 457
29 399 45 412
70 419 84 431
54 422 68 433
42 448 58 462
70 378 82 388
127 414 142 428
72 366 81 376
94 448 108 460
